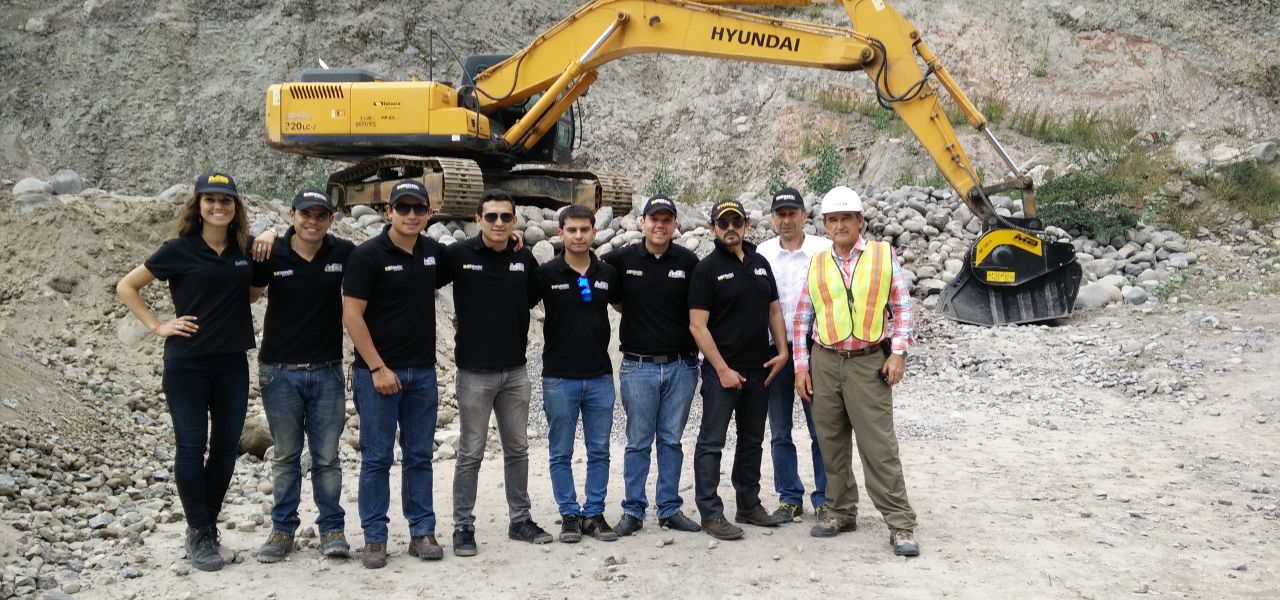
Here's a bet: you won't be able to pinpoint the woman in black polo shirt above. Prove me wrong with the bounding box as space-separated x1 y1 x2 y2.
116 172 256 572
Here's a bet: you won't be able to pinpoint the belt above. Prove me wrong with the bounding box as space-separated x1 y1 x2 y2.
816 344 881 359
623 352 694 365
267 359 341 371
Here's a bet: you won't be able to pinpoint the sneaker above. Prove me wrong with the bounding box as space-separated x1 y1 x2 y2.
255 531 294 563
734 503 786 527
810 514 857 538
408 535 443 560
700 517 744 541
185 526 224 572
814 504 830 522
559 514 582 543
320 531 350 558
508 519 553 544
772 503 802 522
614 513 643 537
581 514 619 542
890 528 920 556
453 526 478 557
657 512 702 532
361 542 387 569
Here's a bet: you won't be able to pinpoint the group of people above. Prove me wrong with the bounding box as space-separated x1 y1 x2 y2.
116 171 921 573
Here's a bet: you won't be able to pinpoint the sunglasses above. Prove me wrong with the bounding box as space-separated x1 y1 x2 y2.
482 212 515 224
392 203 430 216
715 216 745 230
577 276 592 303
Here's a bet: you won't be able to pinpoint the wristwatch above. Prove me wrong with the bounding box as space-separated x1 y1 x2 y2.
892 349 907 358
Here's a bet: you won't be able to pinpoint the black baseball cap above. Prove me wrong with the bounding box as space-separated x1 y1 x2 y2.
291 188 333 212
711 198 746 221
389 179 429 204
642 195 677 216
195 172 238 198
770 187 804 212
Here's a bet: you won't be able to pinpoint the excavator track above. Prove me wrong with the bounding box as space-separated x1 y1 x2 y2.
327 155 485 219
499 167 635 215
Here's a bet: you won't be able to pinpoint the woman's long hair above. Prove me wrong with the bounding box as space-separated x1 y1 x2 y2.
170 192 250 251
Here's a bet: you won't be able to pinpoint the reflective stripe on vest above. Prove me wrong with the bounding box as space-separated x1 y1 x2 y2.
806 241 893 345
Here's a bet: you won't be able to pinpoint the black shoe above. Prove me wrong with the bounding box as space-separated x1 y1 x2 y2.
614 514 643 537
581 514 619 542
186 525 224 572
508 519 553 544
657 512 702 532
255 531 294 563
453 526 477 557
559 514 582 543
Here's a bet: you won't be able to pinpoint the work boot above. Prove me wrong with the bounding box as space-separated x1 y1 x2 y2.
255 531 294 563
814 505 830 522
453 526 477 557
508 519 553 544
700 517 744 541
581 514 619 542
185 525 224 572
613 514 643 537
734 503 786 527
810 514 857 538
320 531 350 558
559 514 582 543
772 503 802 522
890 528 920 556
361 542 387 569
657 512 702 532
408 535 443 560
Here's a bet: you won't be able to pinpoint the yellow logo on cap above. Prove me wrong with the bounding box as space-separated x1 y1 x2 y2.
208 175 230 184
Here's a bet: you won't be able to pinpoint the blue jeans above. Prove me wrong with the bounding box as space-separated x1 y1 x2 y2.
352 367 439 543
259 364 347 535
767 355 827 508
542 375 615 517
693 364 769 521
618 356 698 519
162 353 249 529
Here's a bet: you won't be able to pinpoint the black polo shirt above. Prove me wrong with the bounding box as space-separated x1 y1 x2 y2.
687 239 779 372
534 252 619 379
601 242 699 355
144 235 255 360
251 229 355 365
342 226 450 370
443 236 540 370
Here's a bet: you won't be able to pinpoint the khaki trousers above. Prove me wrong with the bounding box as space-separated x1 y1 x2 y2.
809 348 916 530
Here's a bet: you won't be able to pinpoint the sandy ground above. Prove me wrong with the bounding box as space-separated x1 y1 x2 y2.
81 301 1280 600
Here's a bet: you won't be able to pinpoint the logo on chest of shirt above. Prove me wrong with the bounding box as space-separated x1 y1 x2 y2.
625 269 644 277
716 272 735 281
593 281 609 290
753 267 768 277
384 264 404 272
551 283 571 291
462 263 483 271
324 263 343 273
508 262 525 272
234 259 250 267
424 256 436 267
667 269 686 279
273 269 295 278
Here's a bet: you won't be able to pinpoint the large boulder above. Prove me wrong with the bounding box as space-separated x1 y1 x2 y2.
49 169 85 195
12 177 51 196
1074 282 1114 310
239 415 273 458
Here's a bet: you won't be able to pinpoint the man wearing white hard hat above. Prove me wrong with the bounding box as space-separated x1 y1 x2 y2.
791 186 920 556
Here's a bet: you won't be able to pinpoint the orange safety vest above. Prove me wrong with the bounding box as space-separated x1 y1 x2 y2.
806 241 893 345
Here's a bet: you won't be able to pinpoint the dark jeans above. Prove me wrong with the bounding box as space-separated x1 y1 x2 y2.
767 354 827 508
693 363 769 521
163 353 249 529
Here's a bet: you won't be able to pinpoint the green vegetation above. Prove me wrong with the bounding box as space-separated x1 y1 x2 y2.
680 179 746 206
645 155 678 198
1036 172 1139 240
302 158 328 191
805 135 843 196
1033 42 1050 78
1008 107 1131 149
763 157 790 197
895 169 947 190
1193 161 1280 223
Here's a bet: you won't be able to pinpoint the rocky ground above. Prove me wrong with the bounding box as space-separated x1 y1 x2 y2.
0 171 1277 598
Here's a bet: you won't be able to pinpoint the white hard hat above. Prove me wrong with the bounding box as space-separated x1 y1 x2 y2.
820 186 863 215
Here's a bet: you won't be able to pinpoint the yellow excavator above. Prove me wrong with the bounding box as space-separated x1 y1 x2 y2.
264 0 1081 325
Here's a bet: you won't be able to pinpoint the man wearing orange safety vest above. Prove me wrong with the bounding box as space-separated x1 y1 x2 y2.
792 186 920 557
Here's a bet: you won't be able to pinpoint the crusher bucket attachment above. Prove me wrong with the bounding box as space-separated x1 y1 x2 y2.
937 215 1082 326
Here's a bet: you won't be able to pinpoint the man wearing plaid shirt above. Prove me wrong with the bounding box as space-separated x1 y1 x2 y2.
792 186 920 556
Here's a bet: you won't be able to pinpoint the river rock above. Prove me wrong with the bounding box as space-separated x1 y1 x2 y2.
532 240 555 264
523 226 546 244
1246 141 1277 164
1122 286 1149 305
12 177 51 196
239 415 273 458
1075 282 1114 309
49 169 85 195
